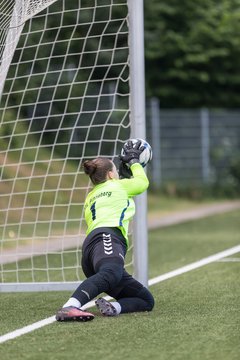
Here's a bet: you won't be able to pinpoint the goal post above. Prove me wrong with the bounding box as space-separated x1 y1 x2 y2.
128 0 148 287
0 0 148 292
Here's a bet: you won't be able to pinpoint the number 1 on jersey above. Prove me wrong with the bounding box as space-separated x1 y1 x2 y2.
90 201 96 220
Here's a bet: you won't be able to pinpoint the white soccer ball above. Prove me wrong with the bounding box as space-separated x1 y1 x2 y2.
121 138 152 167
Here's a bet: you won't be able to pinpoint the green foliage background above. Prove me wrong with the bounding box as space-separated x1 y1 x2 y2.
144 0 240 107
3 0 240 109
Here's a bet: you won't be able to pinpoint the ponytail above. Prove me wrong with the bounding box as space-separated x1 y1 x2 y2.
83 157 113 185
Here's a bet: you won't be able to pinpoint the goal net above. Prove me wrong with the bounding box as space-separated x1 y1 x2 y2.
0 0 147 291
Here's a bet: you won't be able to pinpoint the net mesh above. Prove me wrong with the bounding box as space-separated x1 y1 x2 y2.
0 0 132 287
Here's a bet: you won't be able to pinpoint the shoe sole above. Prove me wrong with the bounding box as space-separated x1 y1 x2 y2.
56 314 94 322
95 298 116 316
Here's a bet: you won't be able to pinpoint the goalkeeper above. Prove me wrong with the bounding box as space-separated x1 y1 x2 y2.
56 140 154 321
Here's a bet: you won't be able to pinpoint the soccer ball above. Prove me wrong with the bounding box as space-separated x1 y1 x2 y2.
121 138 152 167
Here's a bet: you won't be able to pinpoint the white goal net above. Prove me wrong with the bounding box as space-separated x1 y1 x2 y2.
0 0 147 291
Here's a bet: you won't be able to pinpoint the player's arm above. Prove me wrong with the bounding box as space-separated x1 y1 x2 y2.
120 162 149 196
119 139 150 196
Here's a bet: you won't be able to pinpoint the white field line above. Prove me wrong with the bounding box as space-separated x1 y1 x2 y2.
0 244 240 344
148 244 240 286
217 257 240 262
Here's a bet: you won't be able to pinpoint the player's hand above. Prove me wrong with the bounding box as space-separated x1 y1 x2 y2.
120 140 145 166
118 160 133 179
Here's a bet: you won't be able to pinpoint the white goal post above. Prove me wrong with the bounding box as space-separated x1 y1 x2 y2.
0 0 148 292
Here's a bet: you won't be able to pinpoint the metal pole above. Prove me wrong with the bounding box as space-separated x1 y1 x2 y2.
150 97 161 189
128 0 148 286
200 108 210 183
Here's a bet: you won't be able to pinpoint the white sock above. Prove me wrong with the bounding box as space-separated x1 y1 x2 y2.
111 301 121 315
63 297 81 309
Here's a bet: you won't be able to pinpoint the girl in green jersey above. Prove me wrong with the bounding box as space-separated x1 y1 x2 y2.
56 140 154 321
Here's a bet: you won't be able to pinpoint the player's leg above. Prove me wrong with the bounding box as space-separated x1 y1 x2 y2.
95 270 154 316
70 259 124 304
56 259 124 321
56 232 126 321
70 233 126 304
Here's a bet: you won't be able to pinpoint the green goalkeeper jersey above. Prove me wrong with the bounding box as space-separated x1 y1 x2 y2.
84 163 149 247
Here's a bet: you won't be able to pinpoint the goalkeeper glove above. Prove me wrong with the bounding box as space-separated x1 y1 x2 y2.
120 140 145 166
118 161 133 179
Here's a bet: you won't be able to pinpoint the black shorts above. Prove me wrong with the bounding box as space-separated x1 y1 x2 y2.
81 227 128 278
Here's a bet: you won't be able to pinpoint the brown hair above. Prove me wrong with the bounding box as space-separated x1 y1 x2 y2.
83 157 113 185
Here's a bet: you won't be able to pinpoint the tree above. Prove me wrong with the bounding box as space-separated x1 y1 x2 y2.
144 0 240 107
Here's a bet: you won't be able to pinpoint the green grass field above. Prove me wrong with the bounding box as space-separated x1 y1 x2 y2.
0 209 240 360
